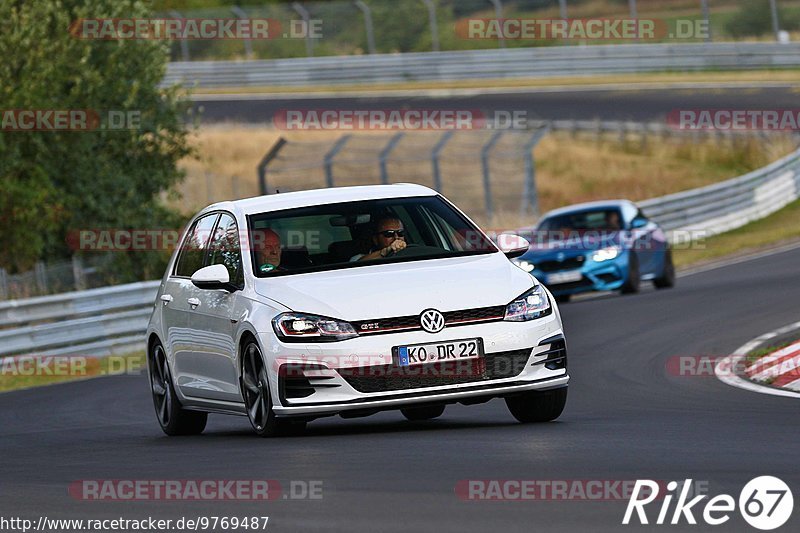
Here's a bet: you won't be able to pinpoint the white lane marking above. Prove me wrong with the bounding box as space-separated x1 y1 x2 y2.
715 320 800 398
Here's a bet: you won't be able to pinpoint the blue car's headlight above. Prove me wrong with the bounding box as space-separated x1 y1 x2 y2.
591 246 621 262
504 285 552 321
512 259 535 273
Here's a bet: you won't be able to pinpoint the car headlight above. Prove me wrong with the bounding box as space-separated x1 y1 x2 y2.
504 285 552 322
512 259 535 273
591 246 621 262
273 312 358 342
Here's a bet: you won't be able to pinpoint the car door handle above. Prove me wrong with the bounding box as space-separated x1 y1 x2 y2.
187 298 201 308
160 294 173 305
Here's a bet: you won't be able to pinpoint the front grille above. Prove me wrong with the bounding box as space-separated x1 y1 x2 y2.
352 305 505 335
338 348 533 394
537 255 585 272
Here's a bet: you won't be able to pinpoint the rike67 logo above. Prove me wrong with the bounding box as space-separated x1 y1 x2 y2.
623 477 793 530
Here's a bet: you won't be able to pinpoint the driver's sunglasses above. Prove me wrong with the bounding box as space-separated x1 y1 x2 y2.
377 229 405 238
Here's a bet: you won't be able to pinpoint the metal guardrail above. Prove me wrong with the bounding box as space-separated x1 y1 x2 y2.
163 42 800 88
2 136 799 360
0 281 159 358
640 146 800 238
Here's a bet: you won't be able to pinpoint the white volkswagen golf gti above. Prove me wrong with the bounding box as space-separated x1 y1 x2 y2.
146 184 569 436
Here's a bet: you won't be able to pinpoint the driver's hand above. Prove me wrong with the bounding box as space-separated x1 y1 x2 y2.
383 240 406 256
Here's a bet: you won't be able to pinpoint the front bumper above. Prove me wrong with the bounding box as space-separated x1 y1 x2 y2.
534 254 628 295
262 312 567 417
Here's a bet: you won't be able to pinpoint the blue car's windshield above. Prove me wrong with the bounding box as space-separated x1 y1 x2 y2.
538 209 624 236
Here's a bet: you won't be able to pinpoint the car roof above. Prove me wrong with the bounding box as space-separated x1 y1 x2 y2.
541 199 635 219
199 184 438 218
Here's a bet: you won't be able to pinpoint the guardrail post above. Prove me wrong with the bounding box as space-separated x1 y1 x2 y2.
0 267 7 300
257 137 288 195
769 0 781 41
72 256 85 291
558 0 568 19
169 11 190 61
700 0 712 42
521 126 549 217
324 134 352 188
354 1 376 54
421 0 440 52
34 261 47 295
292 2 315 57
431 130 454 192
231 6 254 59
489 0 505 48
481 131 504 220
379 132 405 184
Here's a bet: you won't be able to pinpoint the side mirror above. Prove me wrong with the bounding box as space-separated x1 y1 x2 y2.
497 233 530 259
191 264 236 292
631 217 648 229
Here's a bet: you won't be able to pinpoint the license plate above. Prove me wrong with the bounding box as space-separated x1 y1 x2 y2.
396 338 483 367
547 269 583 284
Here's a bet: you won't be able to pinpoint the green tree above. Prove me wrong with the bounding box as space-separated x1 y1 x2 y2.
0 0 191 276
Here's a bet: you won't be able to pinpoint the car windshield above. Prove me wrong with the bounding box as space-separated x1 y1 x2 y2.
537 208 624 237
248 195 496 276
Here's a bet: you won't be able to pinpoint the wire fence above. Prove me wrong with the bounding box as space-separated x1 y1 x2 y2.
159 0 780 62
0 255 122 301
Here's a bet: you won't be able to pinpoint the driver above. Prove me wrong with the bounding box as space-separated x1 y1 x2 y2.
351 215 407 261
606 211 622 231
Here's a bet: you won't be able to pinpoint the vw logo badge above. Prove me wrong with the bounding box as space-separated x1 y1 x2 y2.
420 309 445 334
556 252 565 262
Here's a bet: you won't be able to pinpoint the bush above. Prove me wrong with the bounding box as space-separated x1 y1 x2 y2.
0 0 192 277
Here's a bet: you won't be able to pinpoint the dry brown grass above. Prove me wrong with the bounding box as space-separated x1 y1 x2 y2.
173 125 796 229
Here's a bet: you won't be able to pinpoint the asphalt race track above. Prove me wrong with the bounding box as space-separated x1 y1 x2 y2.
1 245 799 532
193 86 800 124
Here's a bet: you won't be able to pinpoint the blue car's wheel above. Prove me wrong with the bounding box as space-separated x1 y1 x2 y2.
654 249 676 289
620 253 640 294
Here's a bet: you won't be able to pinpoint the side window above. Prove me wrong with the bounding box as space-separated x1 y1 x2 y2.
207 213 244 287
174 214 219 277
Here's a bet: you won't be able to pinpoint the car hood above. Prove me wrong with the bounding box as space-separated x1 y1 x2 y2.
253 253 532 321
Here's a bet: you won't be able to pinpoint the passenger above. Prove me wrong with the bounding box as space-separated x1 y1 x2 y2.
351 216 407 261
252 228 284 273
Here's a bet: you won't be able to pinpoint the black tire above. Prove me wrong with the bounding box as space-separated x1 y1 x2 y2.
554 294 571 304
401 404 445 421
148 341 207 436
653 249 676 289
505 387 567 423
241 339 305 437
620 253 640 294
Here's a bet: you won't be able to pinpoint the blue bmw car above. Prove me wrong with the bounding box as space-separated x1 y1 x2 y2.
513 200 675 302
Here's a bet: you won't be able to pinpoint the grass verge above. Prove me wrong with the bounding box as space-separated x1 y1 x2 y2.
190 70 800 96
673 199 800 269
